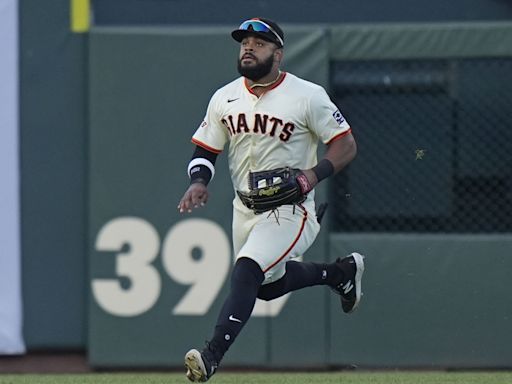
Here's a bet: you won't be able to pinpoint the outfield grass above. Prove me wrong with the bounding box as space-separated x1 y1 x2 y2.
1 372 512 384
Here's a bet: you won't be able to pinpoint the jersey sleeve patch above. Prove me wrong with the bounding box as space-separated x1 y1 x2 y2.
332 109 345 126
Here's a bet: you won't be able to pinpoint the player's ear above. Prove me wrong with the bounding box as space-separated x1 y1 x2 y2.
274 47 283 63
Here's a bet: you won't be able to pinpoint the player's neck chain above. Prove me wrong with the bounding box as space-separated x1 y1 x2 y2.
249 71 282 90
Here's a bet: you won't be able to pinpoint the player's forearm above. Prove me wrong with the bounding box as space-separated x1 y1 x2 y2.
323 132 357 174
188 145 219 185
305 133 356 187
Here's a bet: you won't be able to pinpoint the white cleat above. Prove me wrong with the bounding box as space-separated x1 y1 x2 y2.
185 347 218 382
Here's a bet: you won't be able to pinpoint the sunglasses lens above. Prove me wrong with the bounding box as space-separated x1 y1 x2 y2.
239 20 270 33
237 19 283 47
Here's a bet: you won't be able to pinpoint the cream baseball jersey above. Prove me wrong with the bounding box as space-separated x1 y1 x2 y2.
192 72 351 201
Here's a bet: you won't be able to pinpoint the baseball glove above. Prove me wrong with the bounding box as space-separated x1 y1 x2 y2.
237 167 312 214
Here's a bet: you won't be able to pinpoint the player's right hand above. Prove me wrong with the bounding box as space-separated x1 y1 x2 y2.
177 182 209 213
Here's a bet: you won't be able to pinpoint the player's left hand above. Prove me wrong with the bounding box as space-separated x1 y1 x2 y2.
178 182 209 213
237 167 319 214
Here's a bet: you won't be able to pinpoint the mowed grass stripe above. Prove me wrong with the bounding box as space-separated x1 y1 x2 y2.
1 372 512 384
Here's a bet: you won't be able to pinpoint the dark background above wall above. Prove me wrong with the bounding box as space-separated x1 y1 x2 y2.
92 0 512 25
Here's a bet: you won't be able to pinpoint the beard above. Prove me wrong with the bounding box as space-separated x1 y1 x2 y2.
237 53 274 81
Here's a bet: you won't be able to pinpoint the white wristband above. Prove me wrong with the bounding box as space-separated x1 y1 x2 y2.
187 158 215 181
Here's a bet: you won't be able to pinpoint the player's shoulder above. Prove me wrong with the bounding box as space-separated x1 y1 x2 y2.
284 72 327 95
213 77 245 98
207 77 244 107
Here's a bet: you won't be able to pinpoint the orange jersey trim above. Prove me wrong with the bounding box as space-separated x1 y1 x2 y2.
263 207 307 273
326 128 352 145
244 72 287 96
191 138 222 154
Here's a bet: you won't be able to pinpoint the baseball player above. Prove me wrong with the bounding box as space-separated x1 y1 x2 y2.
178 17 365 382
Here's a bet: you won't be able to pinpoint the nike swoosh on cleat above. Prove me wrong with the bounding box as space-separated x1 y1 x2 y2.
229 315 242 323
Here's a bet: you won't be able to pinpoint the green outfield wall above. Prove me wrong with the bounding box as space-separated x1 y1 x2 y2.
86 24 512 368
20 0 87 349
330 234 512 368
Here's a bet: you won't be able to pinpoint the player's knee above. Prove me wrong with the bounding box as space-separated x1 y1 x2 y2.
256 277 287 301
256 287 274 301
231 257 264 288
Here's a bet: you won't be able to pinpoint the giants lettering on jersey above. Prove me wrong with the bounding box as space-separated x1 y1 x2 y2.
221 113 295 142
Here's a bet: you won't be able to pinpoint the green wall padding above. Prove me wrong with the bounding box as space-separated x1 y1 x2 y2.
329 233 512 368
330 22 512 60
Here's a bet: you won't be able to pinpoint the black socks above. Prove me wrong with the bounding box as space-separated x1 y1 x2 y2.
208 258 344 362
209 257 264 362
257 260 343 301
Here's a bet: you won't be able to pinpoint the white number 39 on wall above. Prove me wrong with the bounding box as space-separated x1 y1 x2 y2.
92 216 293 318
91 217 230 317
